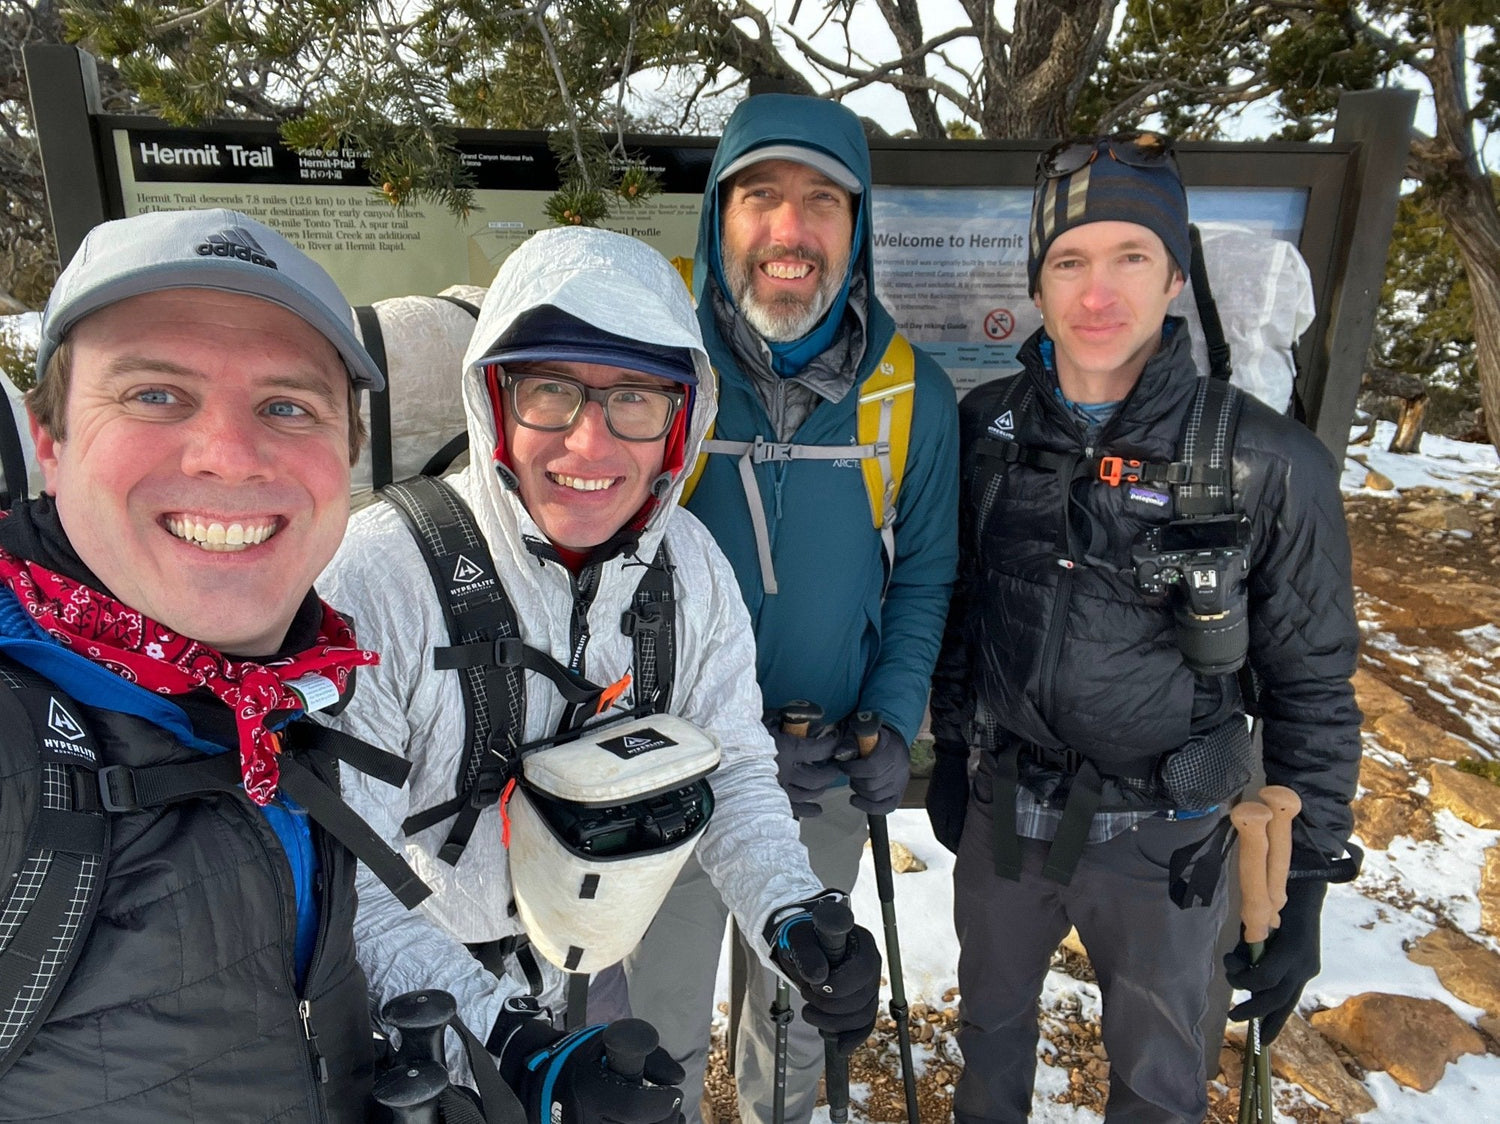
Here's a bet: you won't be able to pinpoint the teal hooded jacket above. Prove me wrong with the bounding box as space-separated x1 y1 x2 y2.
685 95 959 745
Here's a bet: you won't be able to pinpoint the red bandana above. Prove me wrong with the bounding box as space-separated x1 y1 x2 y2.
0 545 378 806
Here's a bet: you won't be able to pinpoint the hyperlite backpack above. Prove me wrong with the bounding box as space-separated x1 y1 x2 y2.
0 664 107 1079
0 662 428 1081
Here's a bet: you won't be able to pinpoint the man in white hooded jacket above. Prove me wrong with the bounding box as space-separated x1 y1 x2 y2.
320 227 880 1123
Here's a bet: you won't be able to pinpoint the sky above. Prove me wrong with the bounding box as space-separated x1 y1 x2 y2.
708 0 1490 171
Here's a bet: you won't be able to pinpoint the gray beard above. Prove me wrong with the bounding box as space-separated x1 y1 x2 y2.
726 255 842 343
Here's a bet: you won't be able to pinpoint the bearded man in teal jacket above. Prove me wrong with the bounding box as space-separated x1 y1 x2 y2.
623 93 959 1124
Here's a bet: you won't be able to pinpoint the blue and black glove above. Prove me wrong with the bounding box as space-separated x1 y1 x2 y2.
764 710 842 818
492 1009 685 1124
924 748 971 854
1224 878 1327 1043
765 895 881 1055
836 723 910 814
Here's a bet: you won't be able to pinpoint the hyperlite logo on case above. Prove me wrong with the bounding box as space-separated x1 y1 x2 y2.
598 728 679 759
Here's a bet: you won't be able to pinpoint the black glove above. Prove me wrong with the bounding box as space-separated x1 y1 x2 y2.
766 897 882 1055
836 723 910 814
925 749 971 854
1224 878 1328 1043
492 1012 685 1124
765 711 842 817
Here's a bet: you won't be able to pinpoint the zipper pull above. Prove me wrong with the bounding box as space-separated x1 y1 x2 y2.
299 998 330 1083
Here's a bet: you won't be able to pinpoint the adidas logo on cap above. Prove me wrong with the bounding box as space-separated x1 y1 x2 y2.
196 226 278 269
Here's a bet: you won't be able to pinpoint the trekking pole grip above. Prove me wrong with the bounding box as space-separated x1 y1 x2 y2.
812 898 855 1123
383 989 458 1069
1258 785 1302 924
1231 802 1275 946
377 989 459 1124
603 1018 658 1082
812 897 854 968
372 1061 449 1124
780 700 822 738
852 710 881 758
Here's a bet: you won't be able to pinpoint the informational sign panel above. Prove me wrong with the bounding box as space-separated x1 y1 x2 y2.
112 125 1312 395
113 127 708 306
868 185 1307 391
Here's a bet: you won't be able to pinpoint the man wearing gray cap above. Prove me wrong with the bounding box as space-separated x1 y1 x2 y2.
0 208 424 1121
623 93 958 1124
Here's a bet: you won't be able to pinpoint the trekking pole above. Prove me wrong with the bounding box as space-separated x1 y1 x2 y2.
1231 802 1276 1124
766 700 825 1124
1252 787 1302 1119
375 990 459 1124
812 897 856 1124
852 710 920 1123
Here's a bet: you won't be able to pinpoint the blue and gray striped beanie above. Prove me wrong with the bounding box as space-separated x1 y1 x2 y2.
1027 139 1190 296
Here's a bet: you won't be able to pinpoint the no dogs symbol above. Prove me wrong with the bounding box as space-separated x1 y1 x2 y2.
983 308 1015 340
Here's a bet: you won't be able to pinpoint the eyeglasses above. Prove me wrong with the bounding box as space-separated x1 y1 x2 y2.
497 368 685 442
1037 131 1179 181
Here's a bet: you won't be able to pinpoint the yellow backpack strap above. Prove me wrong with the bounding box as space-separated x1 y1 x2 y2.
673 255 712 508
857 332 916 534
679 431 711 507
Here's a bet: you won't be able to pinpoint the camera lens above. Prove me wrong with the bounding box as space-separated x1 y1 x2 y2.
1174 597 1248 676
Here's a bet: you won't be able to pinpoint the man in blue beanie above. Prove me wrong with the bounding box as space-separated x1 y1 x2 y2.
926 132 1361 1120
623 94 959 1123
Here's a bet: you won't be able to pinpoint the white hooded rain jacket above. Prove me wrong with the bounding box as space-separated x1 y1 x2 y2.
319 227 822 1068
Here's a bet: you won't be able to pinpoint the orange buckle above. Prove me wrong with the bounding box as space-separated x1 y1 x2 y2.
1098 456 1142 487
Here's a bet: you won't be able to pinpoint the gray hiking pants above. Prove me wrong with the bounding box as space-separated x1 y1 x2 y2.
952 757 1228 1123
623 785 867 1124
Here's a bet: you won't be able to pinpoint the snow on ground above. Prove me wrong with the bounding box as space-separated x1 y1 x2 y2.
1344 420 1500 495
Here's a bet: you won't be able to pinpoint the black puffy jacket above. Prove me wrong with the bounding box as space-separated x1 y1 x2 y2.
0 660 376 1123
930 322 1361 859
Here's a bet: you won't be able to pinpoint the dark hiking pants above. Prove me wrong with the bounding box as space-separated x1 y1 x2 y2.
951 756 1229 1123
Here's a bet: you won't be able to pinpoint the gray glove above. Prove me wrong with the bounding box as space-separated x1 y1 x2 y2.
836 723 910 814
765 711 841 818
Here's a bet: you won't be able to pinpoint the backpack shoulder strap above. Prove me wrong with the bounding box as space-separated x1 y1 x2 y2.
963 374 1037 539
677 332 918 594
857 332 917 530
382 475 527 866
0 662 108 1080
1174 377 1244 518
355 304 396 491
1187 224 1233 383
622 544 676 713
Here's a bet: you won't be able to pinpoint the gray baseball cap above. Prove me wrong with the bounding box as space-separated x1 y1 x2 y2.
716 143 862 194
36 208 385 391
